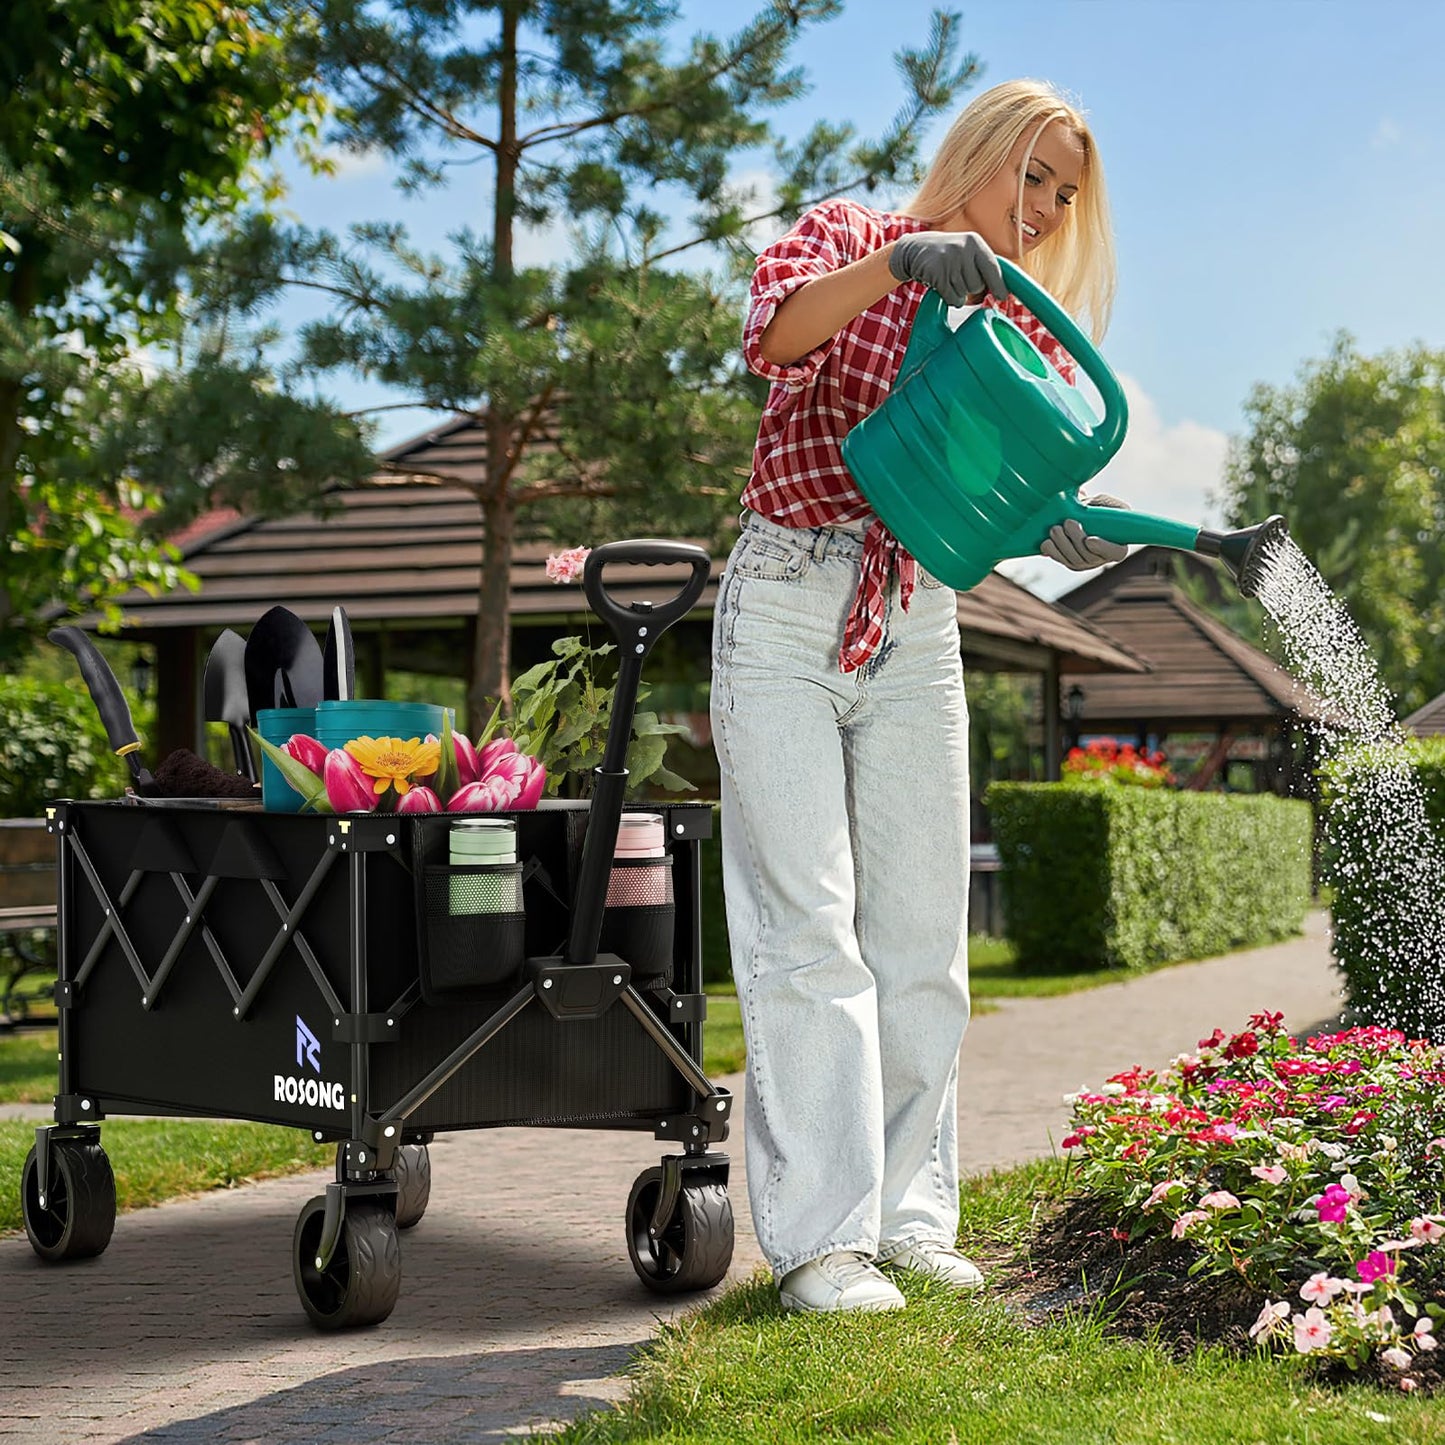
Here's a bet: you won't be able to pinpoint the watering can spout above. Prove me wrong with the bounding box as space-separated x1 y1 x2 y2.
1193 515 1289 599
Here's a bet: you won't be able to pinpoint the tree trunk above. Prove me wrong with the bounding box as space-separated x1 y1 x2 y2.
465 0 521 732
469 461 516 729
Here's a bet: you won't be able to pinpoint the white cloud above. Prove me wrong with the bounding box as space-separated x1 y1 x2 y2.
1372 117 1403 149
997 371 1230 600
317 145 390 181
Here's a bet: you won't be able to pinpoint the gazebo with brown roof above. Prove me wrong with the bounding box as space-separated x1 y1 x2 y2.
82 475 1146 777
1058 548 1326 791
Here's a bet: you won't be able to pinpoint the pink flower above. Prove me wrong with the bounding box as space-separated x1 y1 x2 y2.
477 736 519 774
454 732 481 787
1248 1300 1291 1340
545 546 591 584
447 777 514 813
1314 1184 1352 1224
324 748 377 813
1171 1210 1209 1239
478 747 547 809
1356 1250 1396 1284
1401 1377 1419 1392
1410 1216 1445 1245
1198 1191 1240 1211
1250 1164 1288 1186
1382 1346 1412 1370
1293 1307 1333 1353
396 785 443 813
1300 1272 1345 1305
285 733 328 776
1143 1180 1181 1212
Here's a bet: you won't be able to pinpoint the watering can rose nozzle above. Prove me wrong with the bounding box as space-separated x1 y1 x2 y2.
1193 515 1289 599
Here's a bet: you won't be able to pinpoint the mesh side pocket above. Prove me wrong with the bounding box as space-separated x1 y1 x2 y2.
599 857 675 981
416 863 526 1001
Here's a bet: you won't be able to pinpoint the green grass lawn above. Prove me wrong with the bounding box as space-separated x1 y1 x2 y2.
0 1117 330 1235
558 1158 1438 1445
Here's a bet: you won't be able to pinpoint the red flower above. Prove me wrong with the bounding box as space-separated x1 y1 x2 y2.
1223 1031 1259 1060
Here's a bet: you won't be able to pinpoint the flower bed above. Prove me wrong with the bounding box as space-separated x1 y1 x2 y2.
1056 1013 1445 1391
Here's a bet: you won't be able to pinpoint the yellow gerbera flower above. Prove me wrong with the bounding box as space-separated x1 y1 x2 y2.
344 735 441 796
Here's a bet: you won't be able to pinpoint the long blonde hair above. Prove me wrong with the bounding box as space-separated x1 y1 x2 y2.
902 79 1116 342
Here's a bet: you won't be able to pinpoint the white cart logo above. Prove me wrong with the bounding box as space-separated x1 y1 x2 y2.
274 1014 344 1111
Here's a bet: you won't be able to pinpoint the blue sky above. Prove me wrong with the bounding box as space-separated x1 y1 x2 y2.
275 0 1445 595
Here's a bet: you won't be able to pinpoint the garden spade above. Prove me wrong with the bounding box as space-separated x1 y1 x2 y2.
244 606 324 723
203 629 257 781
323 605 355 701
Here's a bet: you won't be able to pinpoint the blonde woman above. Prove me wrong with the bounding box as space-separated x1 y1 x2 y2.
712 79 1123 1314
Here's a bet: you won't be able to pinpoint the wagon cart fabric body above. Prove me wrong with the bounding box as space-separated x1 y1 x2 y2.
21 541 735 1329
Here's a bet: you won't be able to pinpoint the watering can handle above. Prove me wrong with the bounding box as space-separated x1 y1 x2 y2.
893 259 1127 456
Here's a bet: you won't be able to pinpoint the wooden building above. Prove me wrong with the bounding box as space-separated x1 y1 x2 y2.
1057 548 1326 792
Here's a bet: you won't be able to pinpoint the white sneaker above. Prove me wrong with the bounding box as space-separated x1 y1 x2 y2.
881 1244 985 1291
778 1251 906 1313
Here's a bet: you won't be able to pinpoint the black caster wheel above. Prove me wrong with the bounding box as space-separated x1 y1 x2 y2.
626 1167 734 1294
22 1140 116 1262
393 1144 431 1230
292 1196 401 1329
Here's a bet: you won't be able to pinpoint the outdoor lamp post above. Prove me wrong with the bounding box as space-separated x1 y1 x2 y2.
130 651 154 702
1064 683 1086 752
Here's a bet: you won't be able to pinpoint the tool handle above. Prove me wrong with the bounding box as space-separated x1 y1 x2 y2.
48 627 142 758
565 539 709 967
894 261 1127 457
48 627 154 790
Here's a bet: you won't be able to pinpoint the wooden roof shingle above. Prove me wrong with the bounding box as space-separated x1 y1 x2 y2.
1060 573 1325 726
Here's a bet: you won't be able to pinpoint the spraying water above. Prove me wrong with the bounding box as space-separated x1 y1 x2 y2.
1250 531 1445 1038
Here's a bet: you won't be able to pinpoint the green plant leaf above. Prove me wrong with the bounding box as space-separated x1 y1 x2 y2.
248 729 333 813
435 709 459 801
650 764 696 793
475 701 504 748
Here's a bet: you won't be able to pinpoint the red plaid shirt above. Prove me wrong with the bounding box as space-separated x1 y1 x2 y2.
741 198 1076 671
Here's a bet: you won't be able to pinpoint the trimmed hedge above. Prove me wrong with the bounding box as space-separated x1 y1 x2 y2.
1318 735 1445 1038
985 783 1312 971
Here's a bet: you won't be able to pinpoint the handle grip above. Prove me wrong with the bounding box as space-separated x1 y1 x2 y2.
48 626 142 758
893 259 1127 457
581 540 711 648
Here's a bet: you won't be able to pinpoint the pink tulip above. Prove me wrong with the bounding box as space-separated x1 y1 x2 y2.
447 777 513 813
454 732 481 787
396 785 443 813
478 747 547 810
285 733 329 777
324 748 378 813
513 756 546 809
477 736 518 774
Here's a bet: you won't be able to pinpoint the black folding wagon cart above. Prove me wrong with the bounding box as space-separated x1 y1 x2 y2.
19 541 736 1329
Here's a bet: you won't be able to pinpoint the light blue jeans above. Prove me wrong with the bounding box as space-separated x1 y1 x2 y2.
710 513 972 1279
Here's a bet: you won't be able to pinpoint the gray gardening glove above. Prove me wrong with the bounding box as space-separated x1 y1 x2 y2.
1041 493 1131 570
888 231 1008 307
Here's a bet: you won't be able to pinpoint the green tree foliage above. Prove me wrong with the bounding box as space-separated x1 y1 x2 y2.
212 1 980 723
1220 335 1445 715
0 1 375 659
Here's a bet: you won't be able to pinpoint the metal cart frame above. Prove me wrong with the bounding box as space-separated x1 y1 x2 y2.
20 541 734 1328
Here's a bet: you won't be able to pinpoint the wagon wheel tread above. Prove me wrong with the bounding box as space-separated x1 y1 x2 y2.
22 1141 116 1262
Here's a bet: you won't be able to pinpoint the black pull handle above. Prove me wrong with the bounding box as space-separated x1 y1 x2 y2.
581 540 711 651
48 626 156 792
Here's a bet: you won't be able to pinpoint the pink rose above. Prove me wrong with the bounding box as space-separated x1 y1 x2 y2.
324 748 378 813
285 733 329 776
396 785 443 814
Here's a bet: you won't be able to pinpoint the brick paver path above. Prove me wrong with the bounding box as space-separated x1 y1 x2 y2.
0 914 1341 1443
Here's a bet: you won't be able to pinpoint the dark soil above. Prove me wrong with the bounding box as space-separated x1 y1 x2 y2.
997 1193 1445 1395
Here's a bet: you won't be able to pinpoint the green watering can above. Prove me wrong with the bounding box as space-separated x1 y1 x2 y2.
841 257 1285 596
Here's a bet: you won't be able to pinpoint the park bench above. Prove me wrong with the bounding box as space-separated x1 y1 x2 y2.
0 817 58 1026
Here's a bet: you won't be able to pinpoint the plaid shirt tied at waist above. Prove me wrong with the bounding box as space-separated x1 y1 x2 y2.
741 197 1076 672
